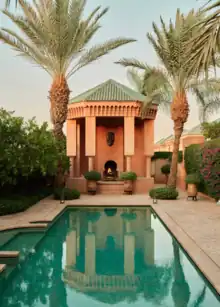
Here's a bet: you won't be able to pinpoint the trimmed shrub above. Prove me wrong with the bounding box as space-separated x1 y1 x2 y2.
120 172 137 181
161 164 170 175
54 188 80 200
149 187 179 200
84 171 101 181
185 173 201 185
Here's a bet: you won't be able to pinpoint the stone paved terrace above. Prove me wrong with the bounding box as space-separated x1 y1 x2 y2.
0 190 220 293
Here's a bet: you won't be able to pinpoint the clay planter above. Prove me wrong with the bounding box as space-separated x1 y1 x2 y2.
187 183 197 200
124 180 133 195
87 180 97 195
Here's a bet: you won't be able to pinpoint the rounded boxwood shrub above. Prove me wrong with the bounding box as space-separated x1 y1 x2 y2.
149 187 179 200
185 173 201 185
54 187 80 200
84 171 101 181
120 172 137 181
161 164 170 175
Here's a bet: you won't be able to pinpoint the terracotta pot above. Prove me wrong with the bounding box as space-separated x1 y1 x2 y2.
187 183 197 197
87 180 97 195
124 180 133 195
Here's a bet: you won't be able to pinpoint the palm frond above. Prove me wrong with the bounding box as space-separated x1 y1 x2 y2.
115 58 150 70
127 68 144 93
0 0 135 78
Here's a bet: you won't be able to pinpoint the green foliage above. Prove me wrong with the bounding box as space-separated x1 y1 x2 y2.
84 171 101 181
152 151 183 163
0 108 69 187
161 164 171 175
0 187 52 216
120 172 137 181
149 187 179 200
185 173 201 185
54 188 80 200
184 144 202 175
202 121 220 140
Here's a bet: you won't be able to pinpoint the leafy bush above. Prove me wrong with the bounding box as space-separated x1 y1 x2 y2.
120 171 137 181
200 142 220 201
184 144 202 175
152 151 183 163
0 187 52 216
185 173 201 185
149 187 179 200
202 122 220 140
54 188 80 200
84 171 101 181
161 164 171 175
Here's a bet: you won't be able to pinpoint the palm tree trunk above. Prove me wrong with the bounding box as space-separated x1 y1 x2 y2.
167 91 189 188
49 75 70 140
49 75 70 187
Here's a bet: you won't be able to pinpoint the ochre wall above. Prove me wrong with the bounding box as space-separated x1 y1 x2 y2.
95 126 124 174
80 122 87 176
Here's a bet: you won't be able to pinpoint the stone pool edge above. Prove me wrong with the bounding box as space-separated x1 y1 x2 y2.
152 204 220 294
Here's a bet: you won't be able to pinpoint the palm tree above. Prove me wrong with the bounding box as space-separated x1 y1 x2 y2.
116 9 208 188
0 0 135 140
128 68 220 123
189 1 220 74
172 239 206 307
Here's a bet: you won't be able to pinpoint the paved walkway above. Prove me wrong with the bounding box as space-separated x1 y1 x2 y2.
0 191 220 293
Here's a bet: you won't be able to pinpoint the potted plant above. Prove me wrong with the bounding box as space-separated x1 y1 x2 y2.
185 173 201 201
161 164 170 185
84 171 101 195
120 171 137 195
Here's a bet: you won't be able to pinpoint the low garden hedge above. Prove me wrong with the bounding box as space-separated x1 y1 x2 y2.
54 187 80 200
149 187 179 200
0 187 53 216
152 151 183 163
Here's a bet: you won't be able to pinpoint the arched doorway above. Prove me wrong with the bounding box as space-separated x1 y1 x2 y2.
104 160 117 180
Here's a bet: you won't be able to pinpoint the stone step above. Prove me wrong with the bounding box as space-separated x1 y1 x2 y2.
97 181 124 194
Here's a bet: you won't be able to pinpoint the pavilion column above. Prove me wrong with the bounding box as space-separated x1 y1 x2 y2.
66 212 77 267
124 117 135 171
144 120 154 178
144 208 155 265
85 232 96 276
124 221 135 275
66 119 76 177
76 123 81 177
85 116 96 171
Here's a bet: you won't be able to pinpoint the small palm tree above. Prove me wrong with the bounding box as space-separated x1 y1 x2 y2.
117 9 208 188
0 0 135 139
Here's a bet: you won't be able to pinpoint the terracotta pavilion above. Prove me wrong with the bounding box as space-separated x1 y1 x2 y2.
66 79 157 194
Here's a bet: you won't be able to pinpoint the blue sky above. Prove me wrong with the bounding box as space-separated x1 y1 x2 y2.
0 0 217 141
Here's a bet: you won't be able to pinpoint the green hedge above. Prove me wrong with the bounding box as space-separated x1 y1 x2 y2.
152 151 183 163
0 187 52 216
149 187 179 200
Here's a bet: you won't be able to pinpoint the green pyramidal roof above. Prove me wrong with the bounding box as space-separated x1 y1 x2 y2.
70 79 147 103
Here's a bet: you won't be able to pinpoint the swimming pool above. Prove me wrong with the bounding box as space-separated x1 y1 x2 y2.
0 207 219 306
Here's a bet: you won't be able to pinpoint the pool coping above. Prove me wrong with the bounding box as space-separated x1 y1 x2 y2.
152 204 220 294
1 199 220 294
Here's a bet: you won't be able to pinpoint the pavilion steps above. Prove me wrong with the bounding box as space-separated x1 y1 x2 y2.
97 181 124 195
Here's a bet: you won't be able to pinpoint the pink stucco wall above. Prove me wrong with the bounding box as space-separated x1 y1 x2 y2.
132 123 145 177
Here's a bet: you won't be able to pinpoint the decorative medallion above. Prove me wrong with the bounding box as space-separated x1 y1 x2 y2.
107 132 115 146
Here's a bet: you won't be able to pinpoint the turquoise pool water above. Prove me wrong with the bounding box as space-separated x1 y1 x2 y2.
0 207 220 306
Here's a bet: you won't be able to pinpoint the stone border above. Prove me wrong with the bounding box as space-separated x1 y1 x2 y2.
152 204 220 294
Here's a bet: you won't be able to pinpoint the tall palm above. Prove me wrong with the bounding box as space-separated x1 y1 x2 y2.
190 0 220 73
0 0 135 139
117 9 206 188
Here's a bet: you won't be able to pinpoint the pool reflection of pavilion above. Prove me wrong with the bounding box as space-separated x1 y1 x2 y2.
63 208 154 293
